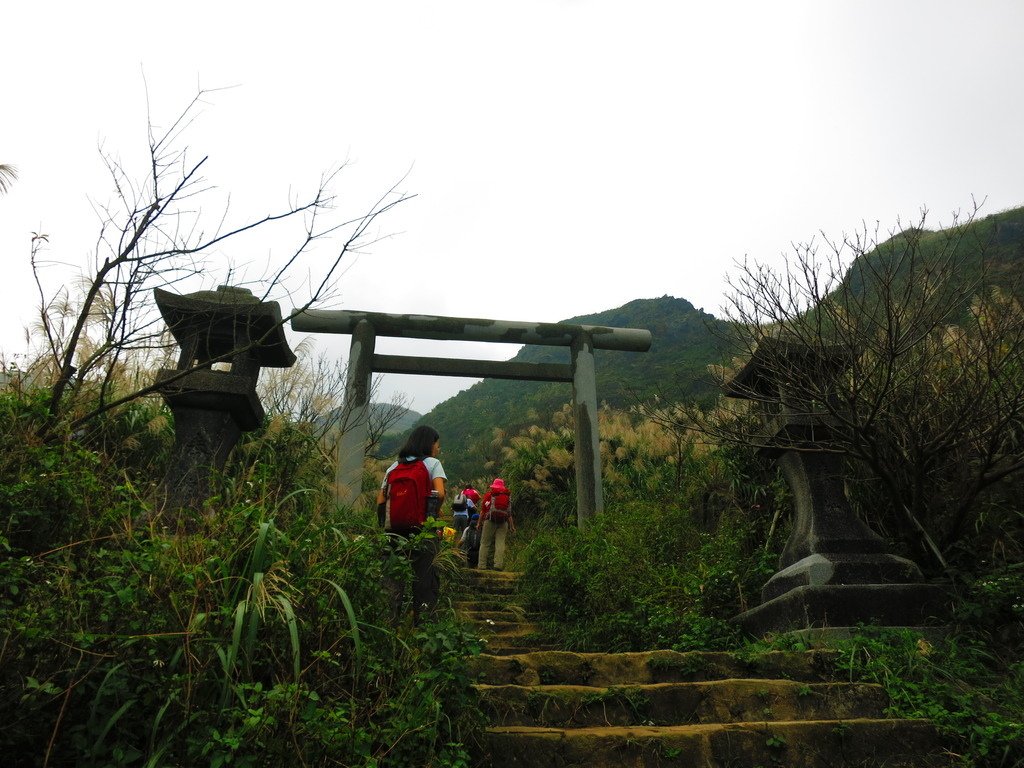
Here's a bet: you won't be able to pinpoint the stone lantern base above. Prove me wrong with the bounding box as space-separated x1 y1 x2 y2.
734 582 952 638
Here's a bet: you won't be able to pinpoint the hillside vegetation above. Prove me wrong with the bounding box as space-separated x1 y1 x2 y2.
417 296 729 482
849 205 1024 304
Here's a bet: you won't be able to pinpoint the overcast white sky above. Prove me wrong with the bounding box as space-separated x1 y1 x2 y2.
3 1 1023 413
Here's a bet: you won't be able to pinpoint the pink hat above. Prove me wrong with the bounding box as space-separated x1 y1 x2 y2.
490 478 508 492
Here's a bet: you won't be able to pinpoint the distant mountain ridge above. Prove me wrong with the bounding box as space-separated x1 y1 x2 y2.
378 403 422 436
847 205 1024 306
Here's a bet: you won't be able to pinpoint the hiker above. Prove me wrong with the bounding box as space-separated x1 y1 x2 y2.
451 487 472 535
459 512 481 567
376 425 447 625
463 486 481 510
478 477 514 571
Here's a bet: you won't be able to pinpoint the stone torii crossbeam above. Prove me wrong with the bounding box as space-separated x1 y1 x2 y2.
291 309 652 526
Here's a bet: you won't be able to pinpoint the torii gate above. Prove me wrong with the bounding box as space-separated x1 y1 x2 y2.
291 309 652 526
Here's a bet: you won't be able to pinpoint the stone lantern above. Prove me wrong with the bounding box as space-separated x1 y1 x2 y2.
723 339 948 637
153 285 296 517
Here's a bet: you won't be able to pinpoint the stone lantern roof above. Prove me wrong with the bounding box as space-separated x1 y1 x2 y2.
722 338 856 401
154 285 296 368
721 338 857 456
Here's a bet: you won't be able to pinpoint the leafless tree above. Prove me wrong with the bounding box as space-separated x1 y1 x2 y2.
664 206 1024 570
25 87 411 431
258 342 412 454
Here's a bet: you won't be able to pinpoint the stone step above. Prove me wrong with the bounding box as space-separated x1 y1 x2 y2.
471 649 839 687
474 620 542 634
462 618 528 626
481 635 562 656
459 572 951 767
476 679 889 728
467 569 523 581
480 629 549 646
460 608 525 621
477 718 951 768
464 583 519 597
484 644 564 657
466 571 521 584
464 570 522 594
455 598 523 612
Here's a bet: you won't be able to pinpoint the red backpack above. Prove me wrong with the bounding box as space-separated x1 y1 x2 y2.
489 492 511 523
385 459 431 532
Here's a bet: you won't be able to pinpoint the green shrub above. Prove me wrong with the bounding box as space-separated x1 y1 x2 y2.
498 411 784 652
519 501 777 652
0 391 105 554
0 393 483 767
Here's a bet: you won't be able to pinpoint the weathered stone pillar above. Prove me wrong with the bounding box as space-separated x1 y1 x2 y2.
724 340 949 637
335 319 376 506
571 330 603 525
154 286 296 520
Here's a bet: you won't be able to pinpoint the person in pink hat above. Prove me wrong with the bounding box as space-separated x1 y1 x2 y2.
478 477 515 570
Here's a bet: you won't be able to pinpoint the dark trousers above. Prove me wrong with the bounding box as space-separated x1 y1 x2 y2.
384 532 439 625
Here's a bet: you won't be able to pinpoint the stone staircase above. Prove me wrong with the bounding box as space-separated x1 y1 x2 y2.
458 569 952 768
456 569 558 655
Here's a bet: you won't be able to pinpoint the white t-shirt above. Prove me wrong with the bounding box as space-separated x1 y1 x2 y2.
381 456 446 489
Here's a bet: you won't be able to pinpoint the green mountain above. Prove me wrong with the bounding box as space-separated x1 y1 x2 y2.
397 205 1024 484
845 205 1024 306
414 296 731 483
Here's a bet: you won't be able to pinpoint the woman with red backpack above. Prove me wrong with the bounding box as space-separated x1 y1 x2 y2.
375 425 447 624
478 477 514 571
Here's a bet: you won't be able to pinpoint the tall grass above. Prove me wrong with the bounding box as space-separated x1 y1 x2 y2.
0 390 482 767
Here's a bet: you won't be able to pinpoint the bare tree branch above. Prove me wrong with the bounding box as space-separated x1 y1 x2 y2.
25 86 412 434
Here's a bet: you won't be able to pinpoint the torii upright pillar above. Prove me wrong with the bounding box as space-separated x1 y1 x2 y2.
571 331 603 526
334 319 376 503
